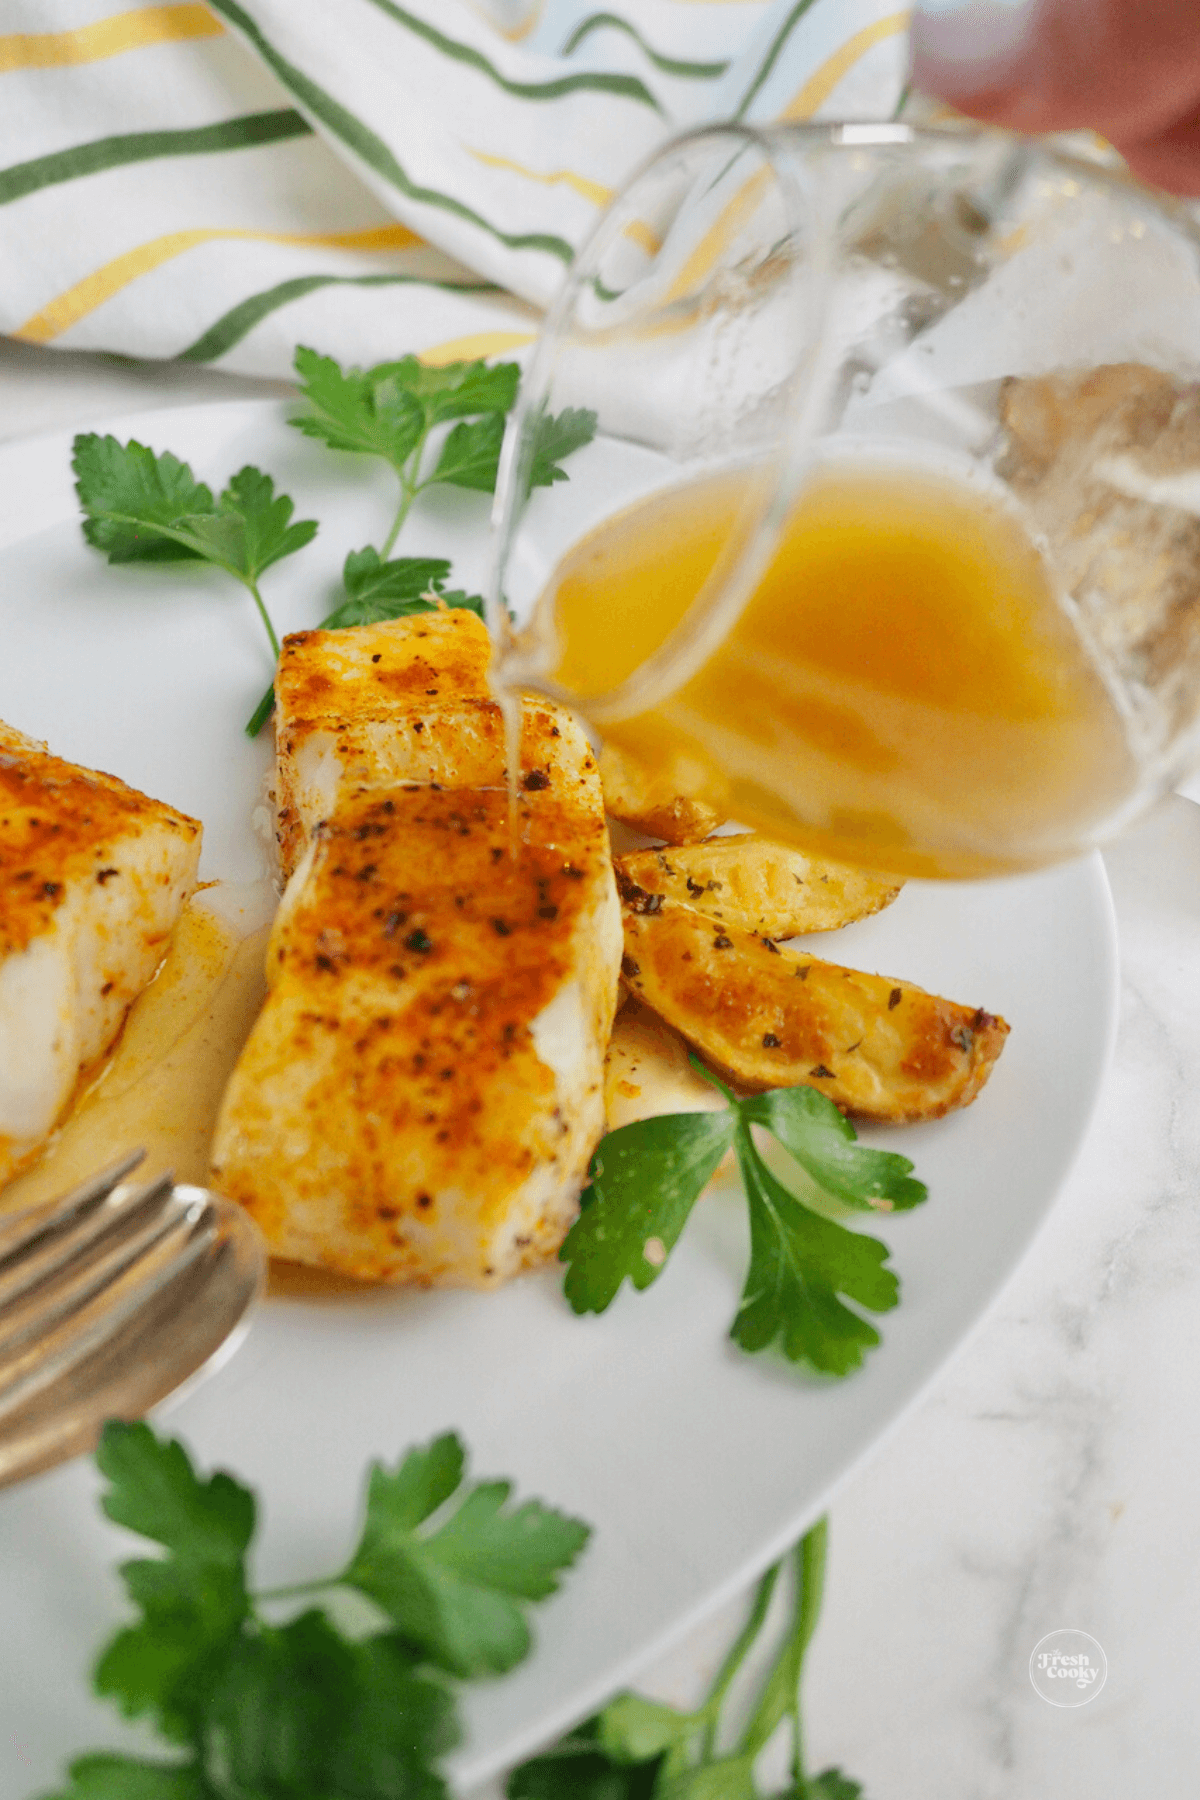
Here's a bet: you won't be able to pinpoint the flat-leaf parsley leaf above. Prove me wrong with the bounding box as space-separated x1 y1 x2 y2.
341 1431 591 1678
73 437 316 661
561 1112 735 1316
43 1755 208 1799
289 348 434 463
804 1773 866 1799
195 1609 451 1800
335 546 486 623
507 1719 664 1800
91 1421 254 1743
290 347 522 554
290 347 595 552
559 1064 925 1377
72 435 215 564
172 466 317 589
741 1087 926 1214
732 1128 897 1375
526 405 598 494
428 411 507 494
44 1422 589 1800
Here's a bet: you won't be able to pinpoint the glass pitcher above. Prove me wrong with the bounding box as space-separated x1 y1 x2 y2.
488 122 1200 878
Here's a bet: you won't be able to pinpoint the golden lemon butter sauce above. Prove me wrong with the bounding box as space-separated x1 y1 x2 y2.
0 889 272 1218
543 462 1138 879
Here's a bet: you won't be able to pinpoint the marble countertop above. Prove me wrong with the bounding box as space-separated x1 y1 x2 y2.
4 335 1198 1799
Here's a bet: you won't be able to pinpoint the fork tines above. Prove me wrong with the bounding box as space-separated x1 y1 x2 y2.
0 1154 216 1426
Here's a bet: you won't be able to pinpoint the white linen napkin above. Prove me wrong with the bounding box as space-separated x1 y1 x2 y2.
0 0 910 377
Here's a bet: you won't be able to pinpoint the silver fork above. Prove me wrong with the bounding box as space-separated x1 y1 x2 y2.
0 1151 266 1487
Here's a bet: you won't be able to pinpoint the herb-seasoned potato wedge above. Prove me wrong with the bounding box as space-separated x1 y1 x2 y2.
599 740 727 844
616 835 901 939
620 898 1008 1123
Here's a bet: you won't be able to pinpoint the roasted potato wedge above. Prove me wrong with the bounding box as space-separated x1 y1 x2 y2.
616 835 901 939
599 740 727 844
620 897 1008 1123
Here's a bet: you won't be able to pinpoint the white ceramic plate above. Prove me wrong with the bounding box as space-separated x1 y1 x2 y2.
0 401 1118 1794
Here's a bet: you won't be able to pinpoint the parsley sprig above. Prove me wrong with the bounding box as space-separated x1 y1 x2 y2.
72 437 317 661
43 1422 589 1800
74 345 596 740
291 347 519 555
290 347 595 554
331 546 483 627
510 1515 865 1800
560 1064 926 1377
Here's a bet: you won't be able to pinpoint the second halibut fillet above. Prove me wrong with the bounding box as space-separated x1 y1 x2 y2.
213 666 622 1285
273 608 500 877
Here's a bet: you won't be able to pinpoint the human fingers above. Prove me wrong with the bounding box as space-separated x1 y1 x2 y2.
1120 100 1200 195
909 0 1200 194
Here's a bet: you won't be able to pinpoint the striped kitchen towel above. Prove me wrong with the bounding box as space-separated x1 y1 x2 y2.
1 0 911 377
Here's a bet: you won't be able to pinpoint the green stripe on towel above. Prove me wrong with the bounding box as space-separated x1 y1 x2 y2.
735 0 822 119
361 0 665 111
206 0 577 264
178 271 500 362
560 13 729 79
0 109 312 207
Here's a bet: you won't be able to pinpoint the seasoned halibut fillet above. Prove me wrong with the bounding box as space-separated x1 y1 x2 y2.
274 609 499 876
212 728 622 1286
0 725 201 1184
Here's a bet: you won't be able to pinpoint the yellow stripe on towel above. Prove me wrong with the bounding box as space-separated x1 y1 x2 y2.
419 330 536 367
465 147 614 211
15 223 426 344
777 12 910 121
466 147 660 264
664 163 773 304
0 5 223 73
